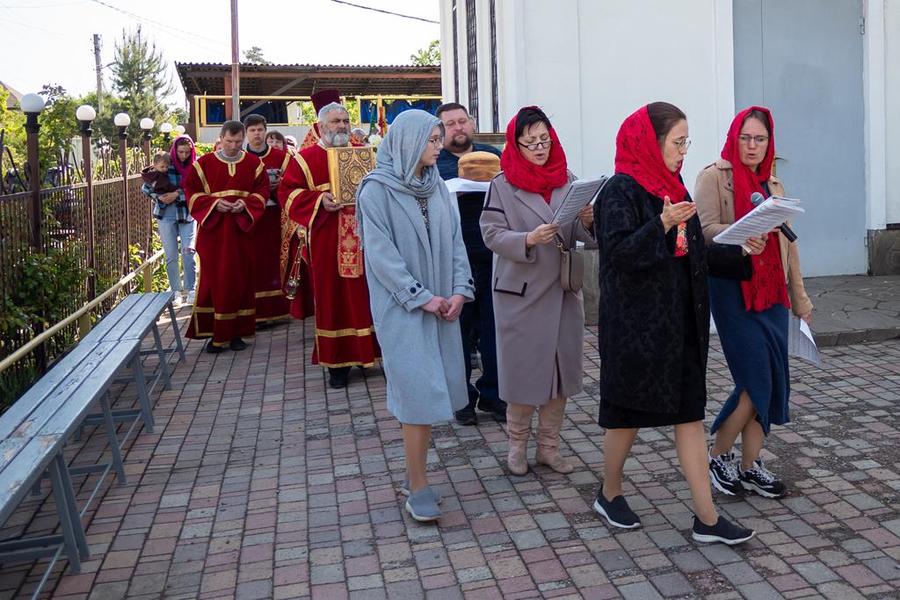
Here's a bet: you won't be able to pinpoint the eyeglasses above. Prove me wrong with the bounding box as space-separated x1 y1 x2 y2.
427 136 445 148
518 140 552 151
739 134 769 145
673 137 691 152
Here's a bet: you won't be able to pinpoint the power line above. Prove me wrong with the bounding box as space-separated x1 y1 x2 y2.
329 0 438 24
88 0 229 49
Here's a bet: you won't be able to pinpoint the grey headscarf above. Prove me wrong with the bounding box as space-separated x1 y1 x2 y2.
362 110 444 198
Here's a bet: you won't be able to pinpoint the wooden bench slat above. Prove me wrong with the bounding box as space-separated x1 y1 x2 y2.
0 342 103 441
0 434 66 524
90 293 173 343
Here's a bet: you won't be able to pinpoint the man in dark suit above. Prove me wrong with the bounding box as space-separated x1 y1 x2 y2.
436 103 506 425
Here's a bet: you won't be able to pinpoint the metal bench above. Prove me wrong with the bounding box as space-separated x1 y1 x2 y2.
0 291 183 586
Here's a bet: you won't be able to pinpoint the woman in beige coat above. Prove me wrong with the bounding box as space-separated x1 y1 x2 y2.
481 107 594 475
695 106 812 500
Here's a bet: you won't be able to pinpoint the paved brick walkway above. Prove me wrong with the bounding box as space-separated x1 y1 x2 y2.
2 310 900 599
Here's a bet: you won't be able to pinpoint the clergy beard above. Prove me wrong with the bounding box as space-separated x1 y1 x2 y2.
323 130 350 147
446 133 473 153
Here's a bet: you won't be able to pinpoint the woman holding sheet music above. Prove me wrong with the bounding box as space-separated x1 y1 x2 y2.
695 107 813 500
593 102 761 545
480 106 594 476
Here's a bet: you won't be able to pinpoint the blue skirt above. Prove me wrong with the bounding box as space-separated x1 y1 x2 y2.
708 277 790 435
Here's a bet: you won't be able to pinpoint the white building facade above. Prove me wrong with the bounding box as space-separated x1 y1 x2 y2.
439 0 900 277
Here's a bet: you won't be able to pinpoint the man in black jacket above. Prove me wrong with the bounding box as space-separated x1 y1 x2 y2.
436 103 507 425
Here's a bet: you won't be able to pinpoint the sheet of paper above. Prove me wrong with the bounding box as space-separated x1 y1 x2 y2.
444 178 491 195
788 315 821 365
713 196 804 246
551 176 608 227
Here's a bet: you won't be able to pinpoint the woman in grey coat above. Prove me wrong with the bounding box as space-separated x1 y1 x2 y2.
356 110 475 523
481 107 594 476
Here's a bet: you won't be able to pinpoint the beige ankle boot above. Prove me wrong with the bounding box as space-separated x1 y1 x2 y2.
506 403 534 476
535 397 573 474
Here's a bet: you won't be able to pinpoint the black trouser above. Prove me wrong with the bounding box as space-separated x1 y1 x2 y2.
459 259 502 409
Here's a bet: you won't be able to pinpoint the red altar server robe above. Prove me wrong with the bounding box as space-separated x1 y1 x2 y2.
251 144 291 323
278 144 381 368
185 152 268 346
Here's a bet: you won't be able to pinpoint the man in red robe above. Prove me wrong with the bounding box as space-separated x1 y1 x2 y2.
244 114 291 325
185 120 268 353
279 101 381 388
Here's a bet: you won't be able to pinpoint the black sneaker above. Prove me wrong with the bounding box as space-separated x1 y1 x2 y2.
692 515 755 545
478 399 507 423
593 487 641 529
740 459 787 498
229 337 247 351
709 449 744 496
455 405 478 426
206 340 224 354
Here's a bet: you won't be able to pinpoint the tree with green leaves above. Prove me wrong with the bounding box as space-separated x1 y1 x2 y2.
110 27 174 145
410 40 440 66
36 84 80 171
244 46 271 65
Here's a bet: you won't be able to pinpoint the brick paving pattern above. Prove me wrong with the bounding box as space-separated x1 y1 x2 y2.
1 309 899 599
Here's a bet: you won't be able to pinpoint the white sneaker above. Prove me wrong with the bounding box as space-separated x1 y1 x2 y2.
185 290 196 305
172 293 184 308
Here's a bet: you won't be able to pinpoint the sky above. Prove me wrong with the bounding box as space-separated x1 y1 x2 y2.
0 0 440 108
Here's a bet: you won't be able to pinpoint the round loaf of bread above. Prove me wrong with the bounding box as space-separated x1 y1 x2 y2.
458 151 501 182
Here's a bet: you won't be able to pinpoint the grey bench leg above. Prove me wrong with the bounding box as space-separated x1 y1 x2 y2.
167 300 186 362
150 323 172 390
99 394 128 485
54 453 90 560
130 354 155 433
47 454 85 572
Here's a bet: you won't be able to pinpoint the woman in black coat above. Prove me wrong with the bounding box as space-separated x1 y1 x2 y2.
592 102 764 546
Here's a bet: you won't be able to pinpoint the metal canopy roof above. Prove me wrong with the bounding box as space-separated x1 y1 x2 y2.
175 62 442 98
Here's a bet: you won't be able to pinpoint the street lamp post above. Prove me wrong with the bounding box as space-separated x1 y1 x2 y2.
76 104 97 302
140 117 154 165
21 93 45 252
160 122 173 148
114 112 131 274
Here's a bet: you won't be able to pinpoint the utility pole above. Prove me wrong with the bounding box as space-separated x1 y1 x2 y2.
230 0 240 119
93 34 103 114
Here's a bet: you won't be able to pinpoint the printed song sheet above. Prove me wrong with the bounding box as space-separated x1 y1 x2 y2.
713 196 804 246
788 315 821 365
551 176 608 227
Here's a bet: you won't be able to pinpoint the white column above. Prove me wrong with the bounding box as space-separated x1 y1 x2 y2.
713 0 736 135
475 0 494 132
864 0 888 231
439 0 456 102
495 0 527 129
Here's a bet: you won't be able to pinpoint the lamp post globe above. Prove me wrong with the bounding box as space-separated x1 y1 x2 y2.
174 125 186 136
139 117 154 131
160 122 174 146
20 93 45 114
76 104 97 135
113 112 131 127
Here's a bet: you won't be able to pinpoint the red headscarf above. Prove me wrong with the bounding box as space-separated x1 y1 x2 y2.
500 107 568 203
169 135 196 183
721 106 790 312
614 105 688 203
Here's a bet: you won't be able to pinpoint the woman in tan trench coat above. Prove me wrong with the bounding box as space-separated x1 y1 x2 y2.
481 107 594 476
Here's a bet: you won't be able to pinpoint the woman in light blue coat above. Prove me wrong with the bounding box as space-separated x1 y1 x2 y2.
356 110 475 523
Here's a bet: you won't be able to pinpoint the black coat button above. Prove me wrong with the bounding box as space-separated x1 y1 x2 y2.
415 282 422 288
410 287 417 294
